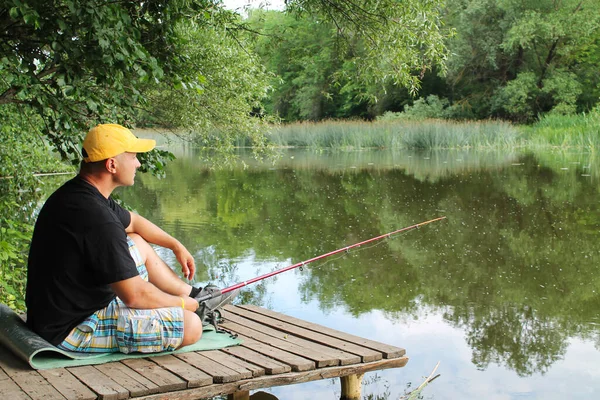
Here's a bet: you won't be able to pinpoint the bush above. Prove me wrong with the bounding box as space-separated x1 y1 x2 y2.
377 95 476 121
0 106 72 311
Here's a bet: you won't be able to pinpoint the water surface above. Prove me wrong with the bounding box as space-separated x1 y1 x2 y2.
118 147 600 399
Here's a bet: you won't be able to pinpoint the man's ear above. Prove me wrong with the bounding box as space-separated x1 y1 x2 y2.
105 158 117 173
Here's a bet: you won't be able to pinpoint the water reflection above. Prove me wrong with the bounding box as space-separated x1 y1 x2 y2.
117 148 600 388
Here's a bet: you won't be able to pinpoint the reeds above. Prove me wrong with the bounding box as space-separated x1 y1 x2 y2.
523 112 600 151
154 112 600 151
268 119 520 150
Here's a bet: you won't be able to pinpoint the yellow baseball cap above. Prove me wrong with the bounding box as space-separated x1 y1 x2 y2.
82 124 156 162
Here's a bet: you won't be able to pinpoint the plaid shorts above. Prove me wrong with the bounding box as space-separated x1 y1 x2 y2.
58 237 185 353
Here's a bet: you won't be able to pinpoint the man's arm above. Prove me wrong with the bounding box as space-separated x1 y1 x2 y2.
125 212 196 279
111 275 198 312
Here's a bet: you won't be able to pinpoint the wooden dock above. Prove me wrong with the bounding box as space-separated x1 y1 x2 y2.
0 304 408 400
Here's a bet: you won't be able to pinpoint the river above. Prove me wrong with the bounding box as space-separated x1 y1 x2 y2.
113 145 600 399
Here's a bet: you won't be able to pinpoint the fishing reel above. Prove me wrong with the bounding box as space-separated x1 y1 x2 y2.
193 284 239 335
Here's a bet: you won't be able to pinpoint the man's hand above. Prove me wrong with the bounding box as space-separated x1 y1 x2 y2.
126 212 196 279
173 243 195 280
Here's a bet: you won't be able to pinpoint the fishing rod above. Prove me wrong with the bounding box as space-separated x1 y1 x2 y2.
194 216 446 310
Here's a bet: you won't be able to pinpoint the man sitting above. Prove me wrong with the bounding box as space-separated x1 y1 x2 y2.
26 124 204 353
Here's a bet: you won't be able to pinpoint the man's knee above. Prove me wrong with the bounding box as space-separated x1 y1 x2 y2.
180 311 202 347
127 233 146 248
127 233 153 263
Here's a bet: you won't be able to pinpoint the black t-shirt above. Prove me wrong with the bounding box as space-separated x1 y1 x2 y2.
26 176 140 345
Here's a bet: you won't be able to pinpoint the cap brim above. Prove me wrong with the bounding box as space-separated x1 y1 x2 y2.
127 138 156 154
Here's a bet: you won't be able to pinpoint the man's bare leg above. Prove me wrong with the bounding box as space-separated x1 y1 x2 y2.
128 234 202 346
128 233 192 297
181 310 203 346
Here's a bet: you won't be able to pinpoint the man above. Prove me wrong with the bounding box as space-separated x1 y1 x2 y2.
26 124 204 353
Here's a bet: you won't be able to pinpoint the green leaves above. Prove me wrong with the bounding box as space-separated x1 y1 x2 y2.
446 0 600 120
9 2 41 29
140 19 273 152
0 219 31 311
137 149 176 179
247 1 451 121
1 0 214 161
0 105 72 312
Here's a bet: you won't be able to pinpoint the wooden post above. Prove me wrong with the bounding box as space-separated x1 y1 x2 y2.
228 390 250 400
340 373 364 400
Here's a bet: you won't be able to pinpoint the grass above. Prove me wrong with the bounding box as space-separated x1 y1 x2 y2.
268 119 520 150
266 112 600 151
521 112 600 151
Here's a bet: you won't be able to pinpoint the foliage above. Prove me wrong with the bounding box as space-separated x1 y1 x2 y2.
0 215 31 310
248 2 449 121
284 0 449 91
491 72 540 122
444 0 600 121
380 95 476 121
0 105 72 311
248 10 366 121
0 0 272 164
243 0 600 122
403 95 449 120
141 21 273 151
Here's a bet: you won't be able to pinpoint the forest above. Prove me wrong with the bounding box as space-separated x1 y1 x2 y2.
249 0 600 123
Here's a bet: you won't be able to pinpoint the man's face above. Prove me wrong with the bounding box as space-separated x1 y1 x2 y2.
113 152 141 186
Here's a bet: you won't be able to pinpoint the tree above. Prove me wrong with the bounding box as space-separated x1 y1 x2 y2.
1 0 219 159
248 10 346 121
285 0 449 92
249 0 450 121
445 0 600 121
1 0 449 161
140 21 272 152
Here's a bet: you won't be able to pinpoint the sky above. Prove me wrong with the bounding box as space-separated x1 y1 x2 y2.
222 0 284 11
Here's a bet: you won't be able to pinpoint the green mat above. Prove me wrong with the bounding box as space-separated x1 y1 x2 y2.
0 303 241 370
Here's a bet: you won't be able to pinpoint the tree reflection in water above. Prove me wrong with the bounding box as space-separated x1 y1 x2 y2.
119 148 600 379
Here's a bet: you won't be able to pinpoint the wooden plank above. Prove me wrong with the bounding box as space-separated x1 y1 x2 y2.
221 346 291 375
0 347 65 400
234 305 405 358
236 336 314 372
95 362 159 397
120 358 187 393
236 357 408 391
227 306 382 362
68 366 128 400
150 354 212 388
174 352 243 384
0 367 31 400
221 310 361 366
38 368 97 400
136 357 409 400
200 350 263 377
219 320 335 368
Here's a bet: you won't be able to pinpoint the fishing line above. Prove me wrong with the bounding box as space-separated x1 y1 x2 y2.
295 224 437 274
194 217 447 301
272 227 439 315
202 218 446 317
